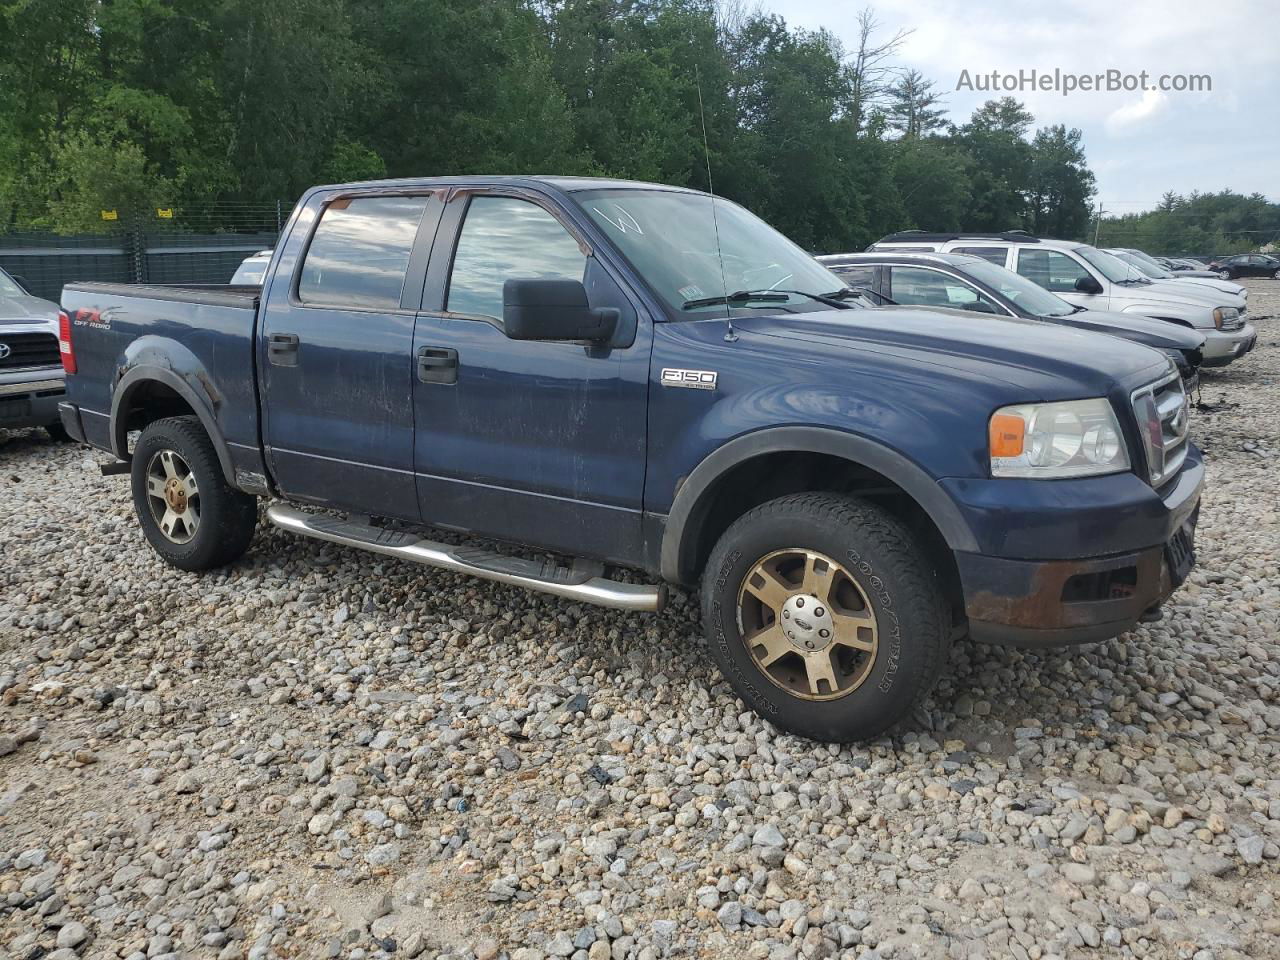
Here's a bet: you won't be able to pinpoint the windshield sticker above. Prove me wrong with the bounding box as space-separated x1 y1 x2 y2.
592 203 644 235
678 284 705 301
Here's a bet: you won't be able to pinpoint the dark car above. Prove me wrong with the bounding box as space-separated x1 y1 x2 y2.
1207 254 1280 280
817 251 1206 388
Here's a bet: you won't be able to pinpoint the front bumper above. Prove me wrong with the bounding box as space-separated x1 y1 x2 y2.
1200 323 1256 367
951 447 1204 647
0 374 65 430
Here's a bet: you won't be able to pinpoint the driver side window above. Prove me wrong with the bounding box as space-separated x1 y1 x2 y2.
1016 250 1091 293
887 266 1000 312
447 196 586 321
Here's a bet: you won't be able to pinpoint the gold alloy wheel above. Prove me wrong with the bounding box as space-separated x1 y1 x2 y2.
736 548 879 701
145 449 201 545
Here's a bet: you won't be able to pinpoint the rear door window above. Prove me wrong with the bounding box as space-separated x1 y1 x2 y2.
298 196 429 309
952 246 1009 266
828 264 876 288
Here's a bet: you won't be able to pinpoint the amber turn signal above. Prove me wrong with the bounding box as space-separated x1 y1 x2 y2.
989 412 1025 458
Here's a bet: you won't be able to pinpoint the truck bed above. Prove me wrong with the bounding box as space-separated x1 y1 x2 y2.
60 281 265 487
63 281 261 309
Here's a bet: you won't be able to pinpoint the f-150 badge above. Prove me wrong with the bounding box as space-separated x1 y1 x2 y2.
661 368 717 390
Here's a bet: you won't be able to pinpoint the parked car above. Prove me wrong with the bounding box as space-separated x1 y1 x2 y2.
817 251 1205 389
58 177 1203 742
229 249 273 286
1207 253 1280 280
1157 257 1212 273
0 267 68 439
870 232 1255 368
1104 248 1246 299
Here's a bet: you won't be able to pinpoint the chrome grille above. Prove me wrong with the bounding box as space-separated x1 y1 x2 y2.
0 332 60 371
1132 370 1189 487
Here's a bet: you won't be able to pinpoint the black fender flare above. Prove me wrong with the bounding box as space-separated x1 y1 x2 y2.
109 365 237 486
659 426 979 584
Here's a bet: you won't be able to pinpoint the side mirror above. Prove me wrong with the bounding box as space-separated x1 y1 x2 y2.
1074 275 1103 295
503 279 618 343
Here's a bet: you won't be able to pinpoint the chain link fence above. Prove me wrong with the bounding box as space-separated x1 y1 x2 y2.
0 202 291 302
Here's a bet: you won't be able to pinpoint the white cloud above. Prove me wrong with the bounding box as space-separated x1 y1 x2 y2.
1105 89 1169 135
766 0 1280 209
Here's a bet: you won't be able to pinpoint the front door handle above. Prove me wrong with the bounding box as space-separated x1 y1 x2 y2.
267 332 300 366
417 346 458 384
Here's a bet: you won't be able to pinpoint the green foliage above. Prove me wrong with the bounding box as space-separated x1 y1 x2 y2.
1098 191 1280 255
0 0 1115 250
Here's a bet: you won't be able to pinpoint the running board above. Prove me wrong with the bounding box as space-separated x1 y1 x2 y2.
265 504 665 612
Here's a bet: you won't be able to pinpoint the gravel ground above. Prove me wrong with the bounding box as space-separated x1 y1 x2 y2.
2 281 1278 960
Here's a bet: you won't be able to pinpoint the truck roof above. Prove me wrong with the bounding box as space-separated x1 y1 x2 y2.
309 175 709 196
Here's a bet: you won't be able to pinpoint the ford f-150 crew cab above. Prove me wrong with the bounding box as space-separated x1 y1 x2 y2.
57 177 1203 742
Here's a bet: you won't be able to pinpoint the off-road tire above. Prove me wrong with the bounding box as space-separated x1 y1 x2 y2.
130 416 258 571
702 493 949 742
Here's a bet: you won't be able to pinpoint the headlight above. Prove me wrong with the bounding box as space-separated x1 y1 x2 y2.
989 398 1130 478
1212 306 1239 329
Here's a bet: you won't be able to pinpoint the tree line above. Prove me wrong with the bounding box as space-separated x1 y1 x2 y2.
1097 191 1280 257
2 0 1098 250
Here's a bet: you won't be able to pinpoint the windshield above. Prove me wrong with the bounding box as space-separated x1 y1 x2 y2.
1078 246 1146 283
575 189 845 315
958 258 1076 317
1114 250 1172 279
0 269 23 296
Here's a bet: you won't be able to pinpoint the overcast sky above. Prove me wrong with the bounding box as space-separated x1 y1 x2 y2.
769 0 1280 215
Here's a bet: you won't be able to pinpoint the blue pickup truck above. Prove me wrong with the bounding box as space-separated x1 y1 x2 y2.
56 176 1203 741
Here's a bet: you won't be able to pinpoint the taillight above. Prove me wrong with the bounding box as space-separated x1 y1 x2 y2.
58 310 77 374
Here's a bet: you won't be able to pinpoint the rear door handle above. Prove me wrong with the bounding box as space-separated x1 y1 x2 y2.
417 346 458 384
267 332 300 366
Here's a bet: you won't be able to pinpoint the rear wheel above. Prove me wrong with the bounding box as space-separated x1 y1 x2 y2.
130 416 257 570
1217 268 1233 280
701 493 949 742
1272 268 1280 280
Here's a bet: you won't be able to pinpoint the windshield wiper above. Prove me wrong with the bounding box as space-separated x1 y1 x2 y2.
681 288 853 310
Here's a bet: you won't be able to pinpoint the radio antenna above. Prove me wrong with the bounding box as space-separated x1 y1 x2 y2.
695 63 736 343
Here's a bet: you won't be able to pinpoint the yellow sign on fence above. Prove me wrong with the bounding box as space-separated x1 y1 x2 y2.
100 210 118 221
156 208 173 219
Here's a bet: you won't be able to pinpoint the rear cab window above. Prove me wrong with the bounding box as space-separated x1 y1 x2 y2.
298 196 429 309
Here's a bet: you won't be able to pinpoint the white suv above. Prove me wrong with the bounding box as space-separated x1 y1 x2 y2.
870 232 1256 368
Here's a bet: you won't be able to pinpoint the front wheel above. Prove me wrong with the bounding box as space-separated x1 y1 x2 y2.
130 416 258 571
1217 268 1233 280
1272 268 1280 280
701 493 949 742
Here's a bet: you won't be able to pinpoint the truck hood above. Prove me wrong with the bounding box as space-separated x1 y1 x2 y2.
1163 275 1246 299
736 306 1171 399
1133 278 1244 308
1055 308 1205 351
0 293 59 329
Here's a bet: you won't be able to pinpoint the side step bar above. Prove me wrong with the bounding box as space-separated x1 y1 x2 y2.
265 504 666 613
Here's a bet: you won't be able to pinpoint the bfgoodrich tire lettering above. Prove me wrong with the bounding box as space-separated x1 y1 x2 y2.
130 416 258 571
701 493 949 742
